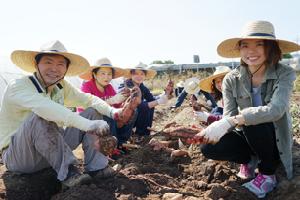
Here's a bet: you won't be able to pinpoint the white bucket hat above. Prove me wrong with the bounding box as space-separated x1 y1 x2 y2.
199 66 231 93
79 57 126 80
184 78 200 94
11 40 90 76
125 62 157 79
176 80 184 88
217 20 300 58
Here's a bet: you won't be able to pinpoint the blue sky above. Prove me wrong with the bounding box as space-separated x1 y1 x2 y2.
0 0 299 71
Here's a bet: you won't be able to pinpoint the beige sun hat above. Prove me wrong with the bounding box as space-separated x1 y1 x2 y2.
184 78 200 94
125 62 157 79
176 80 184 88
11 40 90 76
199 66 231 93
217 20 300 58
79 57 126 80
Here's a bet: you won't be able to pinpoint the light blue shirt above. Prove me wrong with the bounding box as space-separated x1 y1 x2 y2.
252 87 262 107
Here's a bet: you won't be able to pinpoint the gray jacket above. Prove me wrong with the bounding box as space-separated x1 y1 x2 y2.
222 63 296 179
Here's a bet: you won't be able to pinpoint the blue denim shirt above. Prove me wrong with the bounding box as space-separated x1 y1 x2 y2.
222 63 296 179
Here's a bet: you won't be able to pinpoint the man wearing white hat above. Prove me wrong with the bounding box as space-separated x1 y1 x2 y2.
0 40 124 188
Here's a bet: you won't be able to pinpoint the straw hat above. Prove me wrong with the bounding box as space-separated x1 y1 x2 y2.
11 40 90 76
217 20 300 58
125 62 157 79
184 78 200 94
79 57 126 80
176 80 184 88
199 66 231 93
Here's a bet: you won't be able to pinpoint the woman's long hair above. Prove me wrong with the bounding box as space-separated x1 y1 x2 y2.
211 79 222 102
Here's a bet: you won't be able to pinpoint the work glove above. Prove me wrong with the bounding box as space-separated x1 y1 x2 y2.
194 118 233 144
206 100 212 107
86 120 110 137
106 93 127 105
157 94 169 105
194 111 210 122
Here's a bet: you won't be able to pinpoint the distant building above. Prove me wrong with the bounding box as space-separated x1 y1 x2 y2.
149 62 239 74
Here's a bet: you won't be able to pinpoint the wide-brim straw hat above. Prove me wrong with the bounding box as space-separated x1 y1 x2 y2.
125 62 157 79
176 80 184 88
11 40 90 76
217 20 300 58
199 66 231 93
79 57 126 80
184 78 200 94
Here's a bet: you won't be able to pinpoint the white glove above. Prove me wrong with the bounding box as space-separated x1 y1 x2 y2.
87 120 110 136
206 100 212 107
197 118 233 144
194 111 210 122
157 94 169 105
106 93 126 105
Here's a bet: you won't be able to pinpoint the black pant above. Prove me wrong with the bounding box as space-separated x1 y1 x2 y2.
201 122 280 175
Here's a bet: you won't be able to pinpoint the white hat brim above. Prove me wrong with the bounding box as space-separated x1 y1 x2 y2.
184 77 200 94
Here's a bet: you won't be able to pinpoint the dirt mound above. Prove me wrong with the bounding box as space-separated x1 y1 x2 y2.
1 98 300 199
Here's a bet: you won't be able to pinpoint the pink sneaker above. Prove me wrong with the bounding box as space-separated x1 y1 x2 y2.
243 173 277 198
237 164 255 179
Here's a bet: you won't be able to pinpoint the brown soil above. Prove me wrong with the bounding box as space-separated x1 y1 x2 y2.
1 96 300 200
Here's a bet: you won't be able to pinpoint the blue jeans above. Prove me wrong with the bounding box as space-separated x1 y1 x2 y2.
134 101 154 136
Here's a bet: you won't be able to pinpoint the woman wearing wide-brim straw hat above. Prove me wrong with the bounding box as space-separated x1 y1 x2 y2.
79 58 127 80
125 62 172 140
193 66 231 125
192 20 300 198
78 57 134 152
199 66 231 94
124 62 157 80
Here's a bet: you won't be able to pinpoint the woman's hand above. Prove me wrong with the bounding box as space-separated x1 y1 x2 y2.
193 118 233 144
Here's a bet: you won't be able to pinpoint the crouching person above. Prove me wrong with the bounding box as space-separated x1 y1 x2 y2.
192 21 299 198
0 41 123 189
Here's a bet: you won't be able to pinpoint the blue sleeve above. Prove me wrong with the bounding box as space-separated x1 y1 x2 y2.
200 90 218 108
140 84 155 102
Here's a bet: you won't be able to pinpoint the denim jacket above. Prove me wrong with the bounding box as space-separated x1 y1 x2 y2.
222 63 296 179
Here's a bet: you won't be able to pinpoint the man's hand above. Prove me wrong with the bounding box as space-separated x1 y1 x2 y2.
193 118 233 144
87 120 110 136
